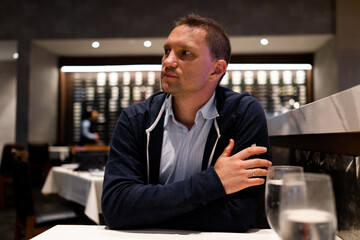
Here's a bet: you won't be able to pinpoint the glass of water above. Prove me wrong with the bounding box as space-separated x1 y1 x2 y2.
265 165 304 235
279 173 337 240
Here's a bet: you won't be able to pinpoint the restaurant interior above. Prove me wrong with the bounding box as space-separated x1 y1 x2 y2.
0 0 359 239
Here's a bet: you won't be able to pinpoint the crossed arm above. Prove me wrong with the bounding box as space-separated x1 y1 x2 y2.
102 130 270 231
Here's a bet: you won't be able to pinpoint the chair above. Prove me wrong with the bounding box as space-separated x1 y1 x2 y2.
27 143 51 185
12 149 92 240
71 145 109 171
0 143 25 208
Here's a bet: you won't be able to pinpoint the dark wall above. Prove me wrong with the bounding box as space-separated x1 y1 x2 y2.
336 0 360 92
0 0 335 39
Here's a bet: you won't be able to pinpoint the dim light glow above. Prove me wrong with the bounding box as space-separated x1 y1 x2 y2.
61 63 312 72
227 63 312 71
61 65 162 72
13 52 19 59
143 40 152 47
260 38 269 46
92 41 100 48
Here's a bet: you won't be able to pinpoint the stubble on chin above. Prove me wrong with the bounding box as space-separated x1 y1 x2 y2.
161 83 174 95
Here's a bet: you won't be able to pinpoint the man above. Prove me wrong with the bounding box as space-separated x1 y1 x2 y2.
102 14 271 232
80 110 99 145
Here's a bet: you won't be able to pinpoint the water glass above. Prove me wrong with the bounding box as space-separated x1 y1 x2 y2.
279 173 337 240
265 165 304 235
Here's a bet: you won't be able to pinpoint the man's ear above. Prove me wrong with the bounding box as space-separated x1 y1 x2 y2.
210 59 227 83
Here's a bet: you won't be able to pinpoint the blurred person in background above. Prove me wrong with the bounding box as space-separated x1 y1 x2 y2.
81 109 99 145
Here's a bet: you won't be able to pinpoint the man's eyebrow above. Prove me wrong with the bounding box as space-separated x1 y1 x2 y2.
163 42 195 50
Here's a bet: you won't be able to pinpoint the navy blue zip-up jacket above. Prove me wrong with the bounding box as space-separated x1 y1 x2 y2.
102 86 269 232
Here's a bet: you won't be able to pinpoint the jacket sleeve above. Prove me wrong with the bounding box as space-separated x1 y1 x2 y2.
101 97 269 232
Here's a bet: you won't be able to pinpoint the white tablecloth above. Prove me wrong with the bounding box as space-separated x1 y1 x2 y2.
31 225 282 240
41 166 104 224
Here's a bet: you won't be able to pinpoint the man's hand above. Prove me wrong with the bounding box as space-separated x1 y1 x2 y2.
214 139 272 194
94 132 100 141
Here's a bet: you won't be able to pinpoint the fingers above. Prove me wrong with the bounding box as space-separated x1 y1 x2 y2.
243 158 272 170
247 177 266 186
248 168 268 178
233 145 268 160
243 169 267 189
219 139 235 158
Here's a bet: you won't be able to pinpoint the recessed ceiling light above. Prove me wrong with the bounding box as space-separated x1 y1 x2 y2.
13 52 19 59
92 41 100 48
260 38 269 46
143 40 152 48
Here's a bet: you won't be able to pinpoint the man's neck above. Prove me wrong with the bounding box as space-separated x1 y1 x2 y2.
171 90 215 130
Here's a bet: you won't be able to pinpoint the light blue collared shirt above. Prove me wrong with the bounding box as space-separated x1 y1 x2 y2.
159 93 219 184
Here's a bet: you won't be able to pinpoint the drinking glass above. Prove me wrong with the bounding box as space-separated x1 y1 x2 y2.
279 173 337 240
265 165 304 235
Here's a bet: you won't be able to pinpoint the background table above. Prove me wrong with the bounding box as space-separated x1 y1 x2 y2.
31 225 283 240
41 166 104 224
49 146 70 162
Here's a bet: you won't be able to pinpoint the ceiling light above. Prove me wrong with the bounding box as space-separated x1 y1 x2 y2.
92 41 100 48
13 52 19 59
143 40 152 48
260 38 269 46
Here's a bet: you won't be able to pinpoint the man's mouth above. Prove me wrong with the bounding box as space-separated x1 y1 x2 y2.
162 71 178 79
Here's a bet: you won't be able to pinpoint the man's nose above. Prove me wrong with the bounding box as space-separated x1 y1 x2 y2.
162 51 178 68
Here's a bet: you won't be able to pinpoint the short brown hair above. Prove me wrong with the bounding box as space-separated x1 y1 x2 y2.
175 14 231 65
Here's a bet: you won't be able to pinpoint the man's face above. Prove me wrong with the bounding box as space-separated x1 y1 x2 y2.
91 110 98 121
161 25 215 98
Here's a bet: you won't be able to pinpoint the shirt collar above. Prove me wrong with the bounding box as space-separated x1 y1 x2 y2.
164 92 219 127
197 92 218 120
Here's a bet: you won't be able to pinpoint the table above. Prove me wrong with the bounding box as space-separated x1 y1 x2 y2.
41 166 104 224
49 146 70 162
31 225 282 240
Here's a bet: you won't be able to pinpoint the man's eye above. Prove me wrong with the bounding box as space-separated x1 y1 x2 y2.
164 49 170 55
182 51 191 56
